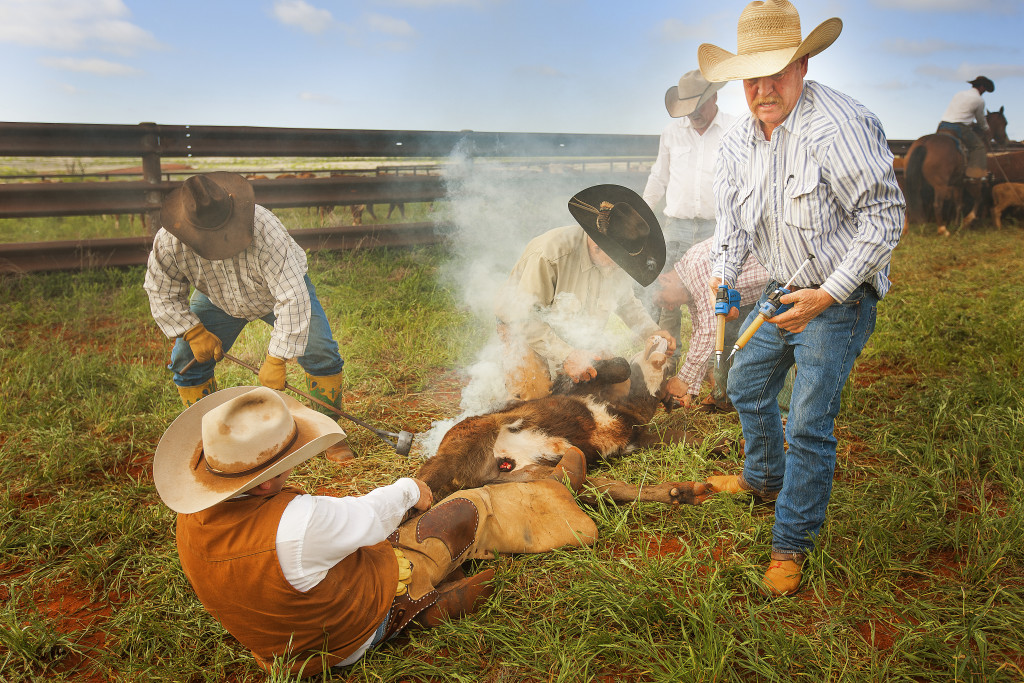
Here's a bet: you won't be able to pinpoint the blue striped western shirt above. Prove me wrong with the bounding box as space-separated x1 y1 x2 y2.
710 80 905 302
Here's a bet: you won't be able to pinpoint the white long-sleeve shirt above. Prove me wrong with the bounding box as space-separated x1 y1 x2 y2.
941 88 989 131
642 111 737 221
274 478 423 665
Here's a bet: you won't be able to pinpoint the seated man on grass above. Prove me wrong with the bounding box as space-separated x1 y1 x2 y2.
153 385 596 676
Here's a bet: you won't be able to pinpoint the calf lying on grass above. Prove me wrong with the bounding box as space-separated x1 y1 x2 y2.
417 337 721 506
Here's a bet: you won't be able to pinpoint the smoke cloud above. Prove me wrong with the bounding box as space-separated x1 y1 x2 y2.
414 138 652 457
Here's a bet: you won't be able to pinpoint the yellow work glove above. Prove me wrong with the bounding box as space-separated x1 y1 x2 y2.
182 323 224 364
258 354 287 390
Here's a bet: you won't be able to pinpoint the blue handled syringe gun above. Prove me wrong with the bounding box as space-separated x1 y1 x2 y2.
726 255 815 363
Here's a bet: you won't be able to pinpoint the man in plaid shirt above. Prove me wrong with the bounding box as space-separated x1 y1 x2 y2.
654 237 768 410
144 172 354 460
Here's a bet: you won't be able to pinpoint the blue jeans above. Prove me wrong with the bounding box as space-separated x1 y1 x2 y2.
169 274 344 387
663 217 717 265
727 282 877 555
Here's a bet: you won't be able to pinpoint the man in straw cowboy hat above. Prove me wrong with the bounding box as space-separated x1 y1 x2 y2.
154 385 596 675
696 0 904 595
495 184 677 401
143 172 355 460
938 75 996 179
642 69 737 373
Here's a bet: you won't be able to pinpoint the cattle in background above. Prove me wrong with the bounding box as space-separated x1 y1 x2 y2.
992 182 1024 229
416 336 723 507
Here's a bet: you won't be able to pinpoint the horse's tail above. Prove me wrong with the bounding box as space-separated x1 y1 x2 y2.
904 143 928 223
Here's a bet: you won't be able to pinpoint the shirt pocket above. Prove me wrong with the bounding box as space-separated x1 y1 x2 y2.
735 182 759 236
783 162 838 235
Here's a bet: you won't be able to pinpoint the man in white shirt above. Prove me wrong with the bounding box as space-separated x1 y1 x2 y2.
155 386 596 675
643 69 737 366
938 75 995 178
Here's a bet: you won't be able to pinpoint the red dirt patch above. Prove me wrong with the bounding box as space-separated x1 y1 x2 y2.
21 577 124 682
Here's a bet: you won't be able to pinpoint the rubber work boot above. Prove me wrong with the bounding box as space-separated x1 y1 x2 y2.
305 371 356 461
417 568 496 628
548 446 587 493
176 377 217 407
762 553 805 597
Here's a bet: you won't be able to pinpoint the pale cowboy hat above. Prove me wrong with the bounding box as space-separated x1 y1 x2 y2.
665 70 726 118
160 172 256 260
568 184 665 287
153 386 346 514
697 0 842 83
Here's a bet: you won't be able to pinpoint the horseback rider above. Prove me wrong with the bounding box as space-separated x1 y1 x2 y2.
938 76 995 179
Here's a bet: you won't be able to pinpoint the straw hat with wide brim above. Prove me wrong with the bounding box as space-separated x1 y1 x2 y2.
665 70 726 118
160 172 256 260
698 0 842 83
154 386 346 514
568 185 665 287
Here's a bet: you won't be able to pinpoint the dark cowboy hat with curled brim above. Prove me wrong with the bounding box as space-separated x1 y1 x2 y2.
161 172 256 260
568 185 665 287
698 0 842 83
153 386 346 514
969 76 995 93
665 69 726 118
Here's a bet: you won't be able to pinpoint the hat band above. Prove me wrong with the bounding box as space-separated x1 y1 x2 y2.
199 428 299 479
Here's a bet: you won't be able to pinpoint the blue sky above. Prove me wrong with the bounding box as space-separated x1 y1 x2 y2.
1 0 1022 142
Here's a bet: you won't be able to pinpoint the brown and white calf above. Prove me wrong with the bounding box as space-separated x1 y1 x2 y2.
416 337 719 506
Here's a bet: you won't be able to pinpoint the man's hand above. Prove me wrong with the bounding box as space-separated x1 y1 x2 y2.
183 323 223 364
258 354 287 390
663 377 694 407
709 278 741 321
771 288 835 333
411 478 433 511
563 349 600 383
652 330 677 354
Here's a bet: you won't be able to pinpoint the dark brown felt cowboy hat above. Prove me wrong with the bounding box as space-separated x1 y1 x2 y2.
568 185 665 287
969 76 994 93
153 386 346 514
665 70 726 118
161 172 256 260
698 0 842 83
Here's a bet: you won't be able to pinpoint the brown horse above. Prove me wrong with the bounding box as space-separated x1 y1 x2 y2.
904 109 1010 236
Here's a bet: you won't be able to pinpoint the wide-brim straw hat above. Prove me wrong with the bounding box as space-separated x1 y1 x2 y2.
154 386 345 514
665 69 726 118
568 184 665 287
698 0 842 83
160 172 256 260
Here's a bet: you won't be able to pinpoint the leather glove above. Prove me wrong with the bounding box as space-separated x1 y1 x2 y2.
182 323 223 364
258 354 287 390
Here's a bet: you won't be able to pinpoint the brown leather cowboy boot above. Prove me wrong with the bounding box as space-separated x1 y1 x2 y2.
417 568 496 628
548 446 587 492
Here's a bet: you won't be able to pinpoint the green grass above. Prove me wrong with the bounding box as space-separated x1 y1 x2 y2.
1 226 1023 682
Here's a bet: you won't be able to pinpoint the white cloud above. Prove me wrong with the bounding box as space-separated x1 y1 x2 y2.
365 13 415 37
882 38 966 55
41 56 140 76
377 0 493 7
873 0 1017 10
916 63 1024 83
272 0 336 35
0 0 157 55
